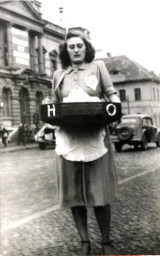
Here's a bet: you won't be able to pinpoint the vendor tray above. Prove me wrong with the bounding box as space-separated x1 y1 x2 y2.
40 102 122 126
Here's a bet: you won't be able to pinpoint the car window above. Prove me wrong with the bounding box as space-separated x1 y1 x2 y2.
143 118 148 125
147 118 152 126
122 117 140 124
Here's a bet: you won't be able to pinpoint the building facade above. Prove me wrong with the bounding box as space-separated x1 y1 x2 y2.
0 0 65 128
102 55 160 127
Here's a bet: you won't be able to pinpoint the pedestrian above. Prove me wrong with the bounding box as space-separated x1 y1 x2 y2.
33 111 40 130
17 123 26 146
1 126 8 147
30 123 36 143
44 30 121 255
24 123 30 143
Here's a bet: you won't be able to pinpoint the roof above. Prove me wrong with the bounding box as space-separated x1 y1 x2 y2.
100 55 160 84
0 0 43 24
123 114 151 119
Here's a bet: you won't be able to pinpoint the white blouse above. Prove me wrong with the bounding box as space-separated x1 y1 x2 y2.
52 61 117 162
55 86 108 162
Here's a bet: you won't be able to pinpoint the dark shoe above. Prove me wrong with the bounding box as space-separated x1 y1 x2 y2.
80 241 91 256
102 240 113 255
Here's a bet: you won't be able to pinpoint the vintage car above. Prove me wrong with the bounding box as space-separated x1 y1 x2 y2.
111 114 160 152
0 126 18 143
34 123 56 150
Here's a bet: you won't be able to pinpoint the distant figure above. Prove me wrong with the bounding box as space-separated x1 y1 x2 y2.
1 126 8 147
30 123 36 143
24 123 30 143
17 123 26 146
33 111 40 130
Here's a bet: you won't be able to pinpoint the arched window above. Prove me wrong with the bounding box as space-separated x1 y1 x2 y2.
49 50 58 77
35 46 47 73
19 87 30 124
35 91 43 117
43 46 47 72
2 88 12 117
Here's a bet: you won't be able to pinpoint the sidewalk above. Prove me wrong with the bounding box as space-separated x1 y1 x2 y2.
0 141 38 153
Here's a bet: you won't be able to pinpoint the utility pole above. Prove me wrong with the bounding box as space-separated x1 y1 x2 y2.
127 96 130 114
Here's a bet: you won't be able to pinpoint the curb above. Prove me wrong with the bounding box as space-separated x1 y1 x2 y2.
0 144 38 153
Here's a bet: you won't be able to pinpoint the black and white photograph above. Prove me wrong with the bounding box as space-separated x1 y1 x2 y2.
0 0 160 255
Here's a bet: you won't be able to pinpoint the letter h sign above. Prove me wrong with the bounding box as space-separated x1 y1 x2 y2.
47 104 55 117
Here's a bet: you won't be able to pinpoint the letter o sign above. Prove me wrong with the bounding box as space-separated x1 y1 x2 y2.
106 103 116 116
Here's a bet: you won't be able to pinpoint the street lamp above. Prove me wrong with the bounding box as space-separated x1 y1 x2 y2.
59 7 63 13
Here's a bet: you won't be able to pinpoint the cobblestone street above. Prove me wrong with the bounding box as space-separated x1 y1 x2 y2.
1 145 160 255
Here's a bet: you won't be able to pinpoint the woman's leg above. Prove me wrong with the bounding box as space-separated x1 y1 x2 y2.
94 204 113 255
71 206 89 241
94 204 111 243
71 206 90 255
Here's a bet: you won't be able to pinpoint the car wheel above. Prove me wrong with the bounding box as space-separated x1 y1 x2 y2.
114 142 122 152
141 134 148 150
39 143 46 150
156 133 160 147
117 127 133 141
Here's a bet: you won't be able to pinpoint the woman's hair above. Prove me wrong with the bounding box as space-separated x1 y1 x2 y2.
59 30 95 68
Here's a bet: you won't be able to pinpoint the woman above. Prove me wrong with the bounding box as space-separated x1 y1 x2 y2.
50 30 121 255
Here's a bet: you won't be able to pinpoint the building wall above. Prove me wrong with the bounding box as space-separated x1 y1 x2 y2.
0 24 5 66
11 27 30 68
115 81 160 126
42 35 61 77
0 1 65 129
0 74 51 127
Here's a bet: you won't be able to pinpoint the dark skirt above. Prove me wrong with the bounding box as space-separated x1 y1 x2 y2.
55 129 120 208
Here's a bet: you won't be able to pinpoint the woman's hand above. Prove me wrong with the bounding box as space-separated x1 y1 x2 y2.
109 94 121 103
42 96 54 104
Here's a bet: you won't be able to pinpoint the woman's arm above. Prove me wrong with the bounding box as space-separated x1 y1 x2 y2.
108 93 121 103
51 71 60 103
42 70 60 104
98 60 121 103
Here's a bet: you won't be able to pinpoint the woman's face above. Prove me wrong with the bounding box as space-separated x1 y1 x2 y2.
66 36 86 65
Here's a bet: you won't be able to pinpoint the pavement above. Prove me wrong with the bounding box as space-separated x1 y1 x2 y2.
0 141 38 153
1 144 160 255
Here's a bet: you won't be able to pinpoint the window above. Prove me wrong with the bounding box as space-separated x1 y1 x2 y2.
135 88 141 101
19 88 30 124
153 88 155 100
143 118 147 125
2 88 12 117
49 50 58 77
147 118 152 126
119 89 126 102
4 28 9 66
43 47 47 73
110 70 119 75
29 33 36 70
35 46 46 73
157 89 159 101
35 91 43 118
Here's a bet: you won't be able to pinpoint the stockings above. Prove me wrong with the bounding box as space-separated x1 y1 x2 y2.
94 204 111 243
71 206 89 242
71 204 111 243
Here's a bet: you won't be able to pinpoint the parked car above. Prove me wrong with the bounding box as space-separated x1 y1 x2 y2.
111 114 160 152
34 123 56 150
7 127 19 143
0 126 18 144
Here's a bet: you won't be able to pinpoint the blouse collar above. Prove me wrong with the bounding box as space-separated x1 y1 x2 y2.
65 62 89 74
